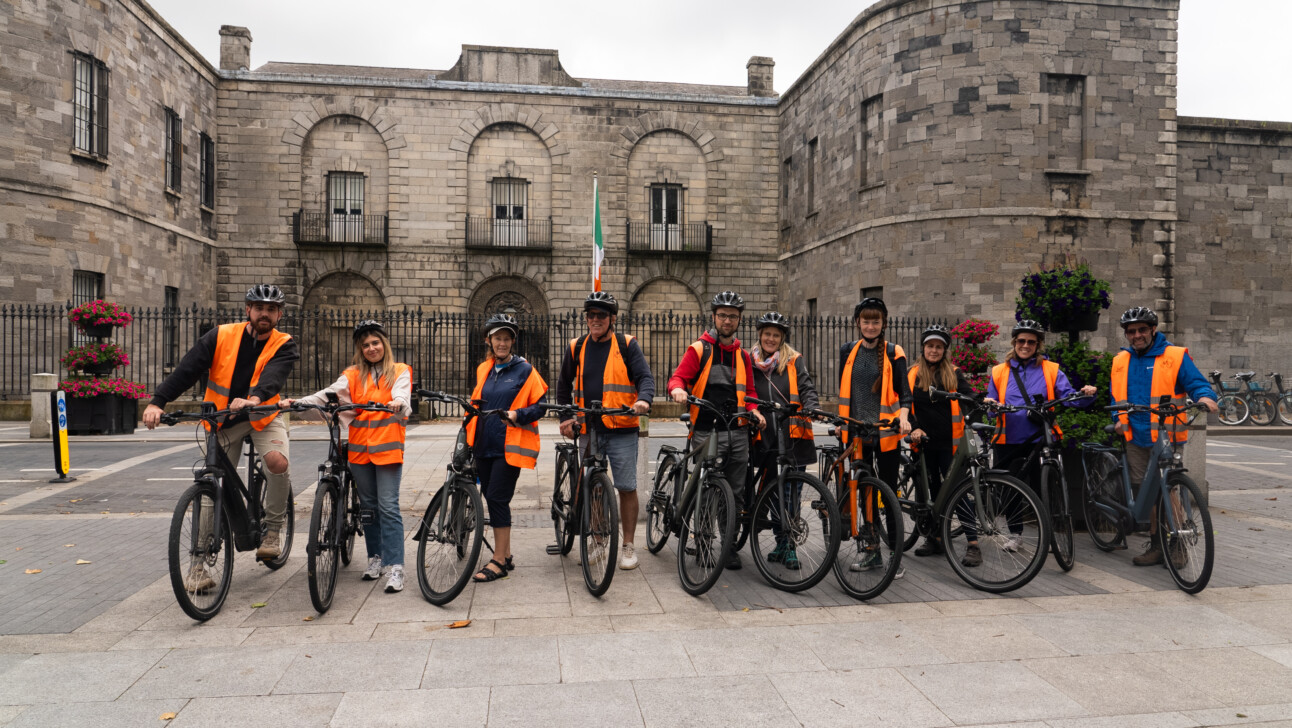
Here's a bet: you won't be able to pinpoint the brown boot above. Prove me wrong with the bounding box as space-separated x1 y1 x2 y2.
256 528 281 560
1132 541 1163 566
1168 541 1189 569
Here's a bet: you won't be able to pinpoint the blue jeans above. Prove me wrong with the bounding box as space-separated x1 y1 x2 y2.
351 462 404 567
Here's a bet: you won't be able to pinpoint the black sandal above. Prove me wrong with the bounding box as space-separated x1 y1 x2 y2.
504 556 515 572
473 559 508 583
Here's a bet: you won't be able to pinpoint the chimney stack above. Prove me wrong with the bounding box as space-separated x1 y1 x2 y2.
746 56 775 97
219 26 252 71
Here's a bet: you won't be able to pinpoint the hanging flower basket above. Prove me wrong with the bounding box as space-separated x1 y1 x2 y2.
1015 264 1111 333
61 343 130 374
68 300 133 334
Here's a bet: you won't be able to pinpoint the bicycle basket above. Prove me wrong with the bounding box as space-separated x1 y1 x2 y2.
1248 380 1267 392
1219 381 1241 393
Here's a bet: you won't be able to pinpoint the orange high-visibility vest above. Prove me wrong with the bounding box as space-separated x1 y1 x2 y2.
990 359 1062 444
1111 346 1189 444
907 364 964 453
838 341 905 453
344 363 410 466
466 359 548 469
204 322 291 431
570 333 640 429
783 355 814 442
686 340 747 436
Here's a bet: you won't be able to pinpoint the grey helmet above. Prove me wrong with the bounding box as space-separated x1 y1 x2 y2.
484 313 520 339
245 284 285 305
1119 306 1159 329
1011 319 1046 340
853 297 888 320
755 311 790 336
921 324 952 347
583 291 619 315
710 291 746 312
353 319 384 342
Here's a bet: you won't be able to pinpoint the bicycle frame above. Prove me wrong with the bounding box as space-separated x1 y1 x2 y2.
194 411 264 553
745 397 809 536
1091 399 1199 535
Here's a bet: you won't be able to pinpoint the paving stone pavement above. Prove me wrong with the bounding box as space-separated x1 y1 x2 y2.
0 421 1290 725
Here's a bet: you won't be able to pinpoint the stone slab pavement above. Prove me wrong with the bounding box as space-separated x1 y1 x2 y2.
0 421 1291 725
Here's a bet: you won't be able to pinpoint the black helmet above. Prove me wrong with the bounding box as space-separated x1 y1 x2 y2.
710 291 745 312
484 313 520 339
1011 319 1046 340
245 284 285 305
755 311 790 335
853 297 888 320
584 291 619 315
1119 306 1159 329
353 320 384 342
921 324 952 347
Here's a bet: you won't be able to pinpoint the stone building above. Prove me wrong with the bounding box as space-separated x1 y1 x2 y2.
1 0 1290 372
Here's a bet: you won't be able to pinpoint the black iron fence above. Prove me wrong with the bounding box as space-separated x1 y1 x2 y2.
0 304 951 404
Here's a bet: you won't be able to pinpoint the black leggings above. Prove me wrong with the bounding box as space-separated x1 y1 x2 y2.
475 455 520 528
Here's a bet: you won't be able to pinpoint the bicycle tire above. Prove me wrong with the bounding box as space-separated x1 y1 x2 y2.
676 474 736 596
832 475 903 601
339 471 357 566
1042 463 1075 572
1249 395 1278 426
1279 394 1292 426
580 470 620 597
731 471 756 553
941 472 1049 593
415 479 484 606
749 471 840 592
552 448 578 556
1082 449 1124 552
645 451 677 554
168 481 234 622
1158 473 1214 594
892 465 922 553
307 478 341 613
258 479 294 571
1216 395 1248 426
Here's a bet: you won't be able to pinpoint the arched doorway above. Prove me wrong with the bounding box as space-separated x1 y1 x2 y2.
629 277 704 379
465 276 553 386
299 272 388 392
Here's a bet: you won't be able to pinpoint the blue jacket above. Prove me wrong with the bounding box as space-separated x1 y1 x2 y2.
474 356 546 459
1120 333 1215 448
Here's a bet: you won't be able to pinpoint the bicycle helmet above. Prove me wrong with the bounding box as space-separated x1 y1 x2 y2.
1119 306 1159 329
921 324 952 347
1011 319 1046 340
853 297 888 319
245 284 285 305
484 313 520 339
583 291 619 315
755 311 790 336
353 319 385 342
710 291 745 312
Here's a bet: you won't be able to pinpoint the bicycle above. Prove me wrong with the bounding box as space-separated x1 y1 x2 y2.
411 390 501 606
159 404 297 621
284 396 394 613
1083 397 1214 593
644 395 744 596
1211 370 1276 426
1266 372 1292 425
732 395 841 592
542 400 635 597
811 408 904 601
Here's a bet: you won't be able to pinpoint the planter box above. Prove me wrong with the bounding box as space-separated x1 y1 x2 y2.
80 361 117 376
78 322 116 339
1054 311 1101 333
65 394 138 435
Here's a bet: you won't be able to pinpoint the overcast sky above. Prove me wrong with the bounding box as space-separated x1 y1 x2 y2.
150 0 1292 122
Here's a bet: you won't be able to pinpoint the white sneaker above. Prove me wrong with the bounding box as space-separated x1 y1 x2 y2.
362 556 383 581
1002 535 1023 552
384 565 404 593
619 542 639 570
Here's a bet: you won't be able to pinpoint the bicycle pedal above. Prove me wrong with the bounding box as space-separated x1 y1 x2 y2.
545 544 562 555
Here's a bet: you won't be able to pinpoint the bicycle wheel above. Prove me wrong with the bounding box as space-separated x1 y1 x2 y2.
646 451 677 554
1279 394 1292 426
676 475 736 596
1082 449 1125 552
339 471 358 566
1249 395 1278 426
416 479 484 605
942 473 1049 593
168 481 234 622
552 448 578 556
1158 473 1214 594
731 472 756 554
580 470 620 597
1041 463 1075 572
1216 395 1248 426
832 476 903 601
258 480 294 571
749 471 840 592
892 464 922 553
307 478 341 613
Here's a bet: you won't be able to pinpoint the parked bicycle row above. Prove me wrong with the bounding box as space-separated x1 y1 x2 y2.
142 284 1220 621
1208 370 1292 426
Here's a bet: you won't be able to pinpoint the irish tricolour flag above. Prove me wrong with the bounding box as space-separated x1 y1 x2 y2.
592 175 604 292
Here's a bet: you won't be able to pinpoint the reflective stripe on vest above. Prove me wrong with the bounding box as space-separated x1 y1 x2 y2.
204 322 291 431
837 341 905 452
687 340 747 438
465 359 548 469
907 364 964 454
785 355 813 441
990 360 1062 444
570 333 640 429
345 362 410 466
1110 347 1189 444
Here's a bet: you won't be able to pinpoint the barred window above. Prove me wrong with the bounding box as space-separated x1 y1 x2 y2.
72 52 109 157
164 286 179 367
164 108 182 192
72 270 104 306
199 132 215 208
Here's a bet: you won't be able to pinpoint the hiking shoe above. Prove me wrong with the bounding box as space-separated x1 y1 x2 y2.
961 544 982 568
256 529 281 560
1168 541 1189 569
1001 535 1023 553
1133 542 1164 566
850 550 883 572
619 542 639 570
914 538 943 557
725 550 743 570
767 542 786 564
384 565 404 593
362 556 383 581
184 564 216 593
782 546 800 571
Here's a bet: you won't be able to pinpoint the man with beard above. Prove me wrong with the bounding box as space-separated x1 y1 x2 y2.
144 285 300 576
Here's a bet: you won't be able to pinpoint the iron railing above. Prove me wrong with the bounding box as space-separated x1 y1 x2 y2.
626 221 712 255
292 211 389 246
466 216 553 251
0 304 952 403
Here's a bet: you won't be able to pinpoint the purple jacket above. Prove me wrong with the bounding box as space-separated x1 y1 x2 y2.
986 357 1093 444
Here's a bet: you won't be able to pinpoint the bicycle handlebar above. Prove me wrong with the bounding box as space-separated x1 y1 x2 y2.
283 401 395 418
744 395 803 416
793 404 897 435
685 395 757 428
1104 400 1206 418
537 402 635 419
979 390 1090 416
417 389 515 424
159 404 283 427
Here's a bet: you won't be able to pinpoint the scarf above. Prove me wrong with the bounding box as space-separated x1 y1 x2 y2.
752 347 780 375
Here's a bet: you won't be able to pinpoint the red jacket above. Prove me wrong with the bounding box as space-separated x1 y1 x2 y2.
667 330 759 412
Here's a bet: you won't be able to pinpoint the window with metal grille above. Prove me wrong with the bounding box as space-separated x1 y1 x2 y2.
199 132 215 208
164 286 179 367
72 270 104 306
164 108 182 192
72 52 109 158
490 178 528 246
328 172 365 243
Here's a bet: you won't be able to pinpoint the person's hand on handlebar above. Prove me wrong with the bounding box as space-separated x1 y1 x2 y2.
504 410 518 425
1079 385 1097 397
278 398 295 409
632 399 650 415
228 396 260 412
670 387 688 404
750 408 766 430
559 418 577 439
143 403 164 430
910 427 926 441
897 413 912 436
1197 397 1219 414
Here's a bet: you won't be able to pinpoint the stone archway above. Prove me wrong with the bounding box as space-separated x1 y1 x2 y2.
299 272 387 392
629 277 704 378
302 271 386 310
467 276 552 381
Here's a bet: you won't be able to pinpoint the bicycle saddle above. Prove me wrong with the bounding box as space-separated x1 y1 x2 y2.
1236 371 1256 380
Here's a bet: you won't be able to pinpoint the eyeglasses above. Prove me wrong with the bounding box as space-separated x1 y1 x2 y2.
1015 338 1039 347
585 311 610 320
714 313 740 322
1125 326 1152 336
